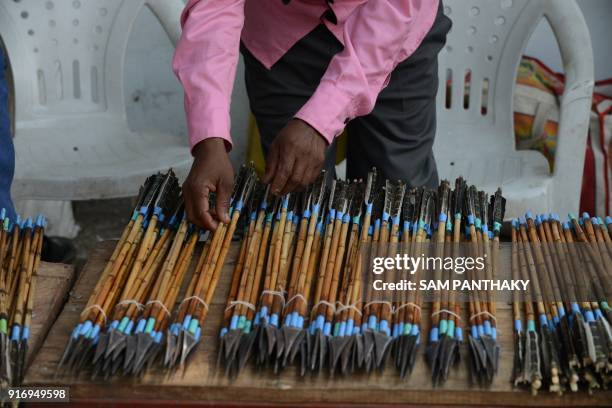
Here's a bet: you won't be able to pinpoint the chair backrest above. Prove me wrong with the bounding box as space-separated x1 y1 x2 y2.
0 0 181 124
436 0 550 154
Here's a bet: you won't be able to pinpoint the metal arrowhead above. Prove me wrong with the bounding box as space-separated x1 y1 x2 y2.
72 338 95 375
441 337 460 384
14 341 26 385
164 331 177 367
132 333 154 375
172 329 185 368
90 358 104 380
317 332 327 373
280 326 301 367
363 330 375 372
180 330 199 369
222 330 241 363
286 329 306 367
111 336 127 363
299 336 308 376
399 335 416 379
105 330 124 359
224 331 243 376
123 335 138 373
340 335 354 375
494 343 500 374
309 330 327 373
432 335 451 386
304 330 313 372
408 340 420 375
394 335 403 371
353 333 364 371
110 351 124 376
373 331 393 370
274 326 285 360
467 335 483 384
101 354 114 380
10 339 19 373
216 334 227 369
474 336 487 367
426 340 440 371
309 330 320 372
237 330 257 373
92 332 109 365
481 335 496 371
66 336 86 371
56 334 75 376
329 336 351 376
264 325 277 363
255 323 266 366
0 333 10 383
145 342 163 372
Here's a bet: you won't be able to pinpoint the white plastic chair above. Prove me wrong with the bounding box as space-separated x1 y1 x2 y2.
0 0 187 236
434 0 594 219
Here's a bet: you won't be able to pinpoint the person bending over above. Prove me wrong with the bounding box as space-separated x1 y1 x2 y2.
173 0 451 231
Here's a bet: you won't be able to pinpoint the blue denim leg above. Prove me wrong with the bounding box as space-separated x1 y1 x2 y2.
0 48 16 221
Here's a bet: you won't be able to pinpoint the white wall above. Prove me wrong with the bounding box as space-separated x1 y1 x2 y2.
124 0 611 168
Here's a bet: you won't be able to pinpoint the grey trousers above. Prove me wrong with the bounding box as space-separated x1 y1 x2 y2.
242 4 451 189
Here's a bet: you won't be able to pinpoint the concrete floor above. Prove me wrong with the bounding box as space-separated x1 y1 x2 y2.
71 198 134 274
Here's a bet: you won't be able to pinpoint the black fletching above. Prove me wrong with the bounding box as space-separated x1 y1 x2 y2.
452 177 466 218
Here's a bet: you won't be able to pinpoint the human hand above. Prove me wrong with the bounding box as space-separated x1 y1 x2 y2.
183 138 234 231
263 119 327 195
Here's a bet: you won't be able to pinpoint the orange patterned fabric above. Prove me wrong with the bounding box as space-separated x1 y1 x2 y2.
513 57 565 171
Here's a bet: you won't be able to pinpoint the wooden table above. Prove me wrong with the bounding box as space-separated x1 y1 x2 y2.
27 261 75 368
25 242 612 406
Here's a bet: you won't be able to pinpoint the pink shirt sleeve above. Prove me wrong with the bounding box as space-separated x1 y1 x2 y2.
172 0 245 153
295 0 439 144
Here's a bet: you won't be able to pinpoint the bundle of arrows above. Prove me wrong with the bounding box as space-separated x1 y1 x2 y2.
0 208 45 387
57 165 257 378
511 212 612 395
217 170 506 387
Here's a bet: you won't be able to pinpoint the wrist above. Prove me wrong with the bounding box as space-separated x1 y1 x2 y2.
192 137 228 158
292 118 329 146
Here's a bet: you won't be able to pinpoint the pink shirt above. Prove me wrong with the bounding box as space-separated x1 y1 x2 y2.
173 0 439 152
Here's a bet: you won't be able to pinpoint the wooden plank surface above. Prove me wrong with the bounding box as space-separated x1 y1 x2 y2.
28 261 75 367
25 241 611 406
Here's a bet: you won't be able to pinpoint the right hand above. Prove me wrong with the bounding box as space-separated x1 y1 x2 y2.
183 138 234 231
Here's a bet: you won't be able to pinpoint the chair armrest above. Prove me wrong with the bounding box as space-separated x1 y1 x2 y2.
146 0 184 46
545 0 594 213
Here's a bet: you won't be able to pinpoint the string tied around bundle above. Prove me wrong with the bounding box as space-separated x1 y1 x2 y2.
311 300 336 314
146 299 171 317
364 300 394 314
469 311 497 323
116 299 144 312
394 302 422 316
335 301 362 317
80 304 107 325
260 288 286 309
431 308 462 321
180 295 209 312
225 300 256 313
284 293 308 311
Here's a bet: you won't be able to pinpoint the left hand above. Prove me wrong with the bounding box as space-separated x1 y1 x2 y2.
263 119 328 195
